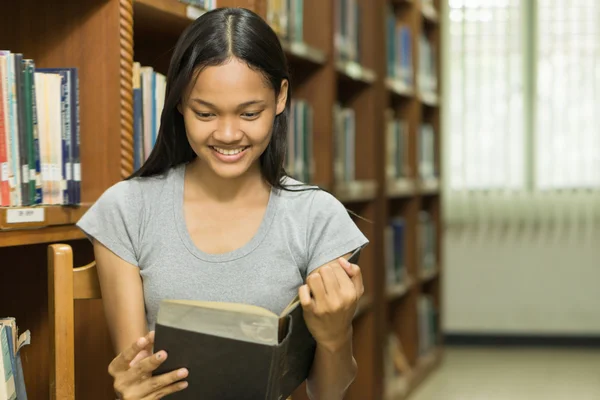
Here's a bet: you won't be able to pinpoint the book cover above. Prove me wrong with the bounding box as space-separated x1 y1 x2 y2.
152 298 316 400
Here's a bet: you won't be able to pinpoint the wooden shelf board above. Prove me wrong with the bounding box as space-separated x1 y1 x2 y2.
334 180 378 203
386 279 413 301
0 225 86 248
384 348 443 400
386 78 415 98
419 268 438 283
0 205 90 231
354 294 373 319
133 0 210 36
387 178 417 198
280 40 327 66
418 178 440 195
335 60 377 84
419 91 440 107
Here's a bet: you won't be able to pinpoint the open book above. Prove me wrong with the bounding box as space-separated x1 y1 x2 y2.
152 248 361 400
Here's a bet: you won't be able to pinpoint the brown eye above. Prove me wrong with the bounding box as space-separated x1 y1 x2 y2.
241 111 261 119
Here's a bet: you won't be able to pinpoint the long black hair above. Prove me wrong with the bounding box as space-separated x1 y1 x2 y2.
128 7 293 190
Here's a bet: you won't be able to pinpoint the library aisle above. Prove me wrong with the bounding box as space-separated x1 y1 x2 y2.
410 347 600 400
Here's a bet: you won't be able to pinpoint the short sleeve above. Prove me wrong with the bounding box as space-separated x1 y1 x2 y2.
305 190 369 276
76 179 143 267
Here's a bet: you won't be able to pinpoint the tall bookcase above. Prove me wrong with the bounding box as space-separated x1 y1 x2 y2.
0 0 442 399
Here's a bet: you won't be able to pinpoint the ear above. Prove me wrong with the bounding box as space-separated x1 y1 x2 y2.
275 79 289 116
177 102 183 115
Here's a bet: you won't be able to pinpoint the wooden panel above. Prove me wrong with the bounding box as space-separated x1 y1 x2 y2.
0 226 86 248
0 205 90 231
0 0 124 204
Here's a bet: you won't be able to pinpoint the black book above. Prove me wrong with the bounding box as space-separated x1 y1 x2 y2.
153 249 362 400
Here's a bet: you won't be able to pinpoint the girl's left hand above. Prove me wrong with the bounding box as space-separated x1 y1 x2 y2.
298 256 364 351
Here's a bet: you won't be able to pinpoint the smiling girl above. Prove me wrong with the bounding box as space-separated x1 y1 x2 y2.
77 7 368 400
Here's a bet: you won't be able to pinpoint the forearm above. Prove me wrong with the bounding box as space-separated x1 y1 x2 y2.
306 329 357 400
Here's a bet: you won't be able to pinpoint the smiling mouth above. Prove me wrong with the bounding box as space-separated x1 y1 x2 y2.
210 146 250 155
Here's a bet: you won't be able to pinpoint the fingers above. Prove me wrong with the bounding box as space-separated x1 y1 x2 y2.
331 263 355 294
111 332 154 374
141 379 189 400
339 258 364 298
318 265 340 293
139 361 188 398
298 284 313 309
130 331 155 367
306 271 327 304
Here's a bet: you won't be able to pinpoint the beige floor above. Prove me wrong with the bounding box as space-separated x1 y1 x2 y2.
410 347 600 400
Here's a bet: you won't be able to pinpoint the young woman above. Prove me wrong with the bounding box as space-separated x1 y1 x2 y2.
77 7 368 400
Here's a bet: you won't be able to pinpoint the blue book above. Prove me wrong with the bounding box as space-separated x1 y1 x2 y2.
390 217 405 283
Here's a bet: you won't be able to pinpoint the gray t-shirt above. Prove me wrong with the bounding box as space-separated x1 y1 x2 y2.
76 164 369 330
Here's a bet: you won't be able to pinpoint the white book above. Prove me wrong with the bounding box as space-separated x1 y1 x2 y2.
48 73 63 205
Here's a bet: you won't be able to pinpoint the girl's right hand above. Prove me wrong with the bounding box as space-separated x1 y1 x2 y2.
108 331 189 399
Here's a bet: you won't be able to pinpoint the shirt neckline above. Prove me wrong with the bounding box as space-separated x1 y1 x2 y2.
172 164 280 263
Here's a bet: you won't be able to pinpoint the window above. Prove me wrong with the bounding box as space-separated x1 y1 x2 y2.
447 0 600 191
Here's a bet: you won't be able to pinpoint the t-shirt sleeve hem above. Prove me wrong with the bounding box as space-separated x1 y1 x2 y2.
76 221 140 267
306 236 369 277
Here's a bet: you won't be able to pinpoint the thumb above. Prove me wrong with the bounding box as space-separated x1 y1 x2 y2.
338 257 359 277
298 284 314 311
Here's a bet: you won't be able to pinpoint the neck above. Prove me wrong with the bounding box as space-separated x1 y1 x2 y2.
185 159 270 203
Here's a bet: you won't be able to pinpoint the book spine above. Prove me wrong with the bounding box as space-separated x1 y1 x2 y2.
29 63 42 205
64 69 74 205
23 60 37 203
16 54 31 206
0 53 9 206
60 71 70 205
133 88 142 171
8 54 21 206
72 68 80 205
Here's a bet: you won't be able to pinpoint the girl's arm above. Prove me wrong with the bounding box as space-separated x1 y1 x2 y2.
93 239 148 355
300 254 364 400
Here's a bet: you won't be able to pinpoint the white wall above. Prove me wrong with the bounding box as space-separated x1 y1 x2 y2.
443 224 600 335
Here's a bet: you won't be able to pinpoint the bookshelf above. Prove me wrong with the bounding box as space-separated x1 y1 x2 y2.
0 0 442 399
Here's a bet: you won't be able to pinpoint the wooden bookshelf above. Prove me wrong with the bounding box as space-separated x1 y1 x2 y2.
0 0 443 399
380 0 443 399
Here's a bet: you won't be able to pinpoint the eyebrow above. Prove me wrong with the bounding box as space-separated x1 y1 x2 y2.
191 98 266 109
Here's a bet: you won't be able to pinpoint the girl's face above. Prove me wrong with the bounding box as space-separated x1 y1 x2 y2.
180 58 288 180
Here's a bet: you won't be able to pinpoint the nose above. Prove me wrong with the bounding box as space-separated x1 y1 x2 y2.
213 116 243 143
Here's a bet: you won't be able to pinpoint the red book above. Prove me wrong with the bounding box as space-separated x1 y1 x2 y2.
0 54 9 206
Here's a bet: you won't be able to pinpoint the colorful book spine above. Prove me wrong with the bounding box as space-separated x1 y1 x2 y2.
7 53 21 207
0 52 9 206
71 68 80 205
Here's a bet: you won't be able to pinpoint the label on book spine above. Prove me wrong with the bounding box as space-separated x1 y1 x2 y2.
21 165 29 183
6 207 45 224
1 163 7 181
73 163 81 182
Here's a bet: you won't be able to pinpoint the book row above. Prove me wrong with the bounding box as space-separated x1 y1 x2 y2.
384 210 437 288
0 317 30 400
384 294 439 385
267 0 305 43
386 112 438 181
0 51 80 207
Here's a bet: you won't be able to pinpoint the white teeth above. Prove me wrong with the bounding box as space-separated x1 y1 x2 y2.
213 147 245 155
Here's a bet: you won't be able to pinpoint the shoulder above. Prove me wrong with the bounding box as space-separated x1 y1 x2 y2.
276 176 343 216
101 166 179 205
278 177 343 211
